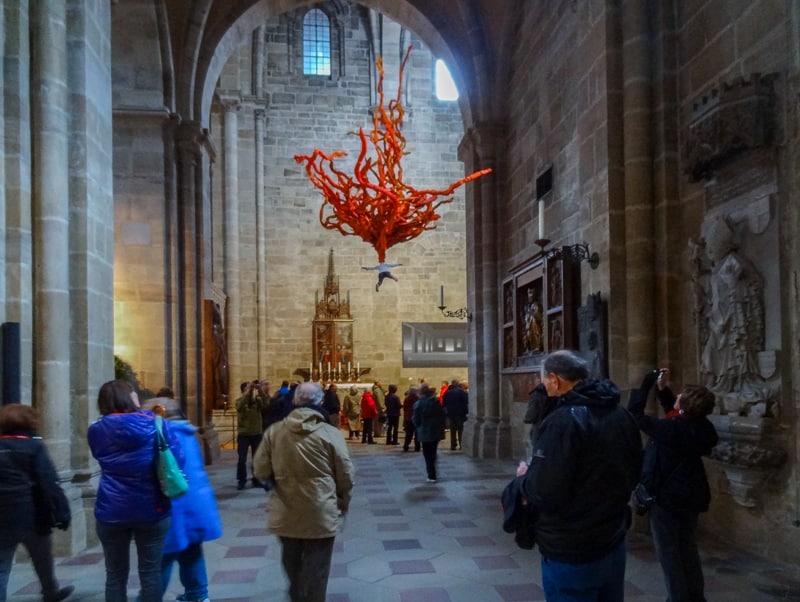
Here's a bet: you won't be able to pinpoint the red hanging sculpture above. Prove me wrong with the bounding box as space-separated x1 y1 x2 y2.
295 46 492 262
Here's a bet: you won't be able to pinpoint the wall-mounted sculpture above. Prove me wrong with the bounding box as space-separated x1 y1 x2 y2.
689 213 785 506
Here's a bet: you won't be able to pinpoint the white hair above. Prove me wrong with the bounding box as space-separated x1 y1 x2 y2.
293 382 324 406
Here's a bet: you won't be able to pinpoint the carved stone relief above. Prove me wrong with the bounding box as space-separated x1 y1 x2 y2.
688 201 786 506
682 73 777 182
691 213 779 416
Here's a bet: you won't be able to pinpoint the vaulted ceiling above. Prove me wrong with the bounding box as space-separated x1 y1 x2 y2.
159 0 520 128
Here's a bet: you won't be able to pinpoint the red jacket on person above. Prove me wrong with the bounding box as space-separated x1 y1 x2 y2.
360 391 378 419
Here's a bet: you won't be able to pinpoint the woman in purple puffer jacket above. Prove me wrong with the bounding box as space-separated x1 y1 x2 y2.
88 379 184 602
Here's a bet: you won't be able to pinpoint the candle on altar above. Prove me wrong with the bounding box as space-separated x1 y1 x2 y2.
357 361 360 374
440 285 444 307
327 362 331 373
318 362 322 374
338 361 341 372
538 199 545 240
348 361 351 374
309 363 312 377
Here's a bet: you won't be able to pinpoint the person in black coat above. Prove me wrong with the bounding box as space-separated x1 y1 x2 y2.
520 350 642 600
322 383 341 429
628 368 718 602
0 404 73 602
383 384 402 445
442 380 468 450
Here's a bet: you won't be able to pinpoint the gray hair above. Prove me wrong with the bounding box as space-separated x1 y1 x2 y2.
293 382 324 406
542 350 589 383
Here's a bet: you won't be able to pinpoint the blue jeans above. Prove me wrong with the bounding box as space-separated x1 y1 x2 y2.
541 539 627 601
649 504 706 602
96 517 170 602
162 542 208 600
279 536 335 602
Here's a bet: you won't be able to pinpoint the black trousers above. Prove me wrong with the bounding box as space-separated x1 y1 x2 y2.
236 434 261 482
361 419 374 443
403 420 419 451
422 440 440 480
385 416 400 444
279 536 335 602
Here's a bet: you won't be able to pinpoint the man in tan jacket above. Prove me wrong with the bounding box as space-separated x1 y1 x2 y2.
253 382 355 602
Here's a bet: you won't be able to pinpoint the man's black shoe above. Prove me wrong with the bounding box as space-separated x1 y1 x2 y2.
237 481 246 490
45 585 74 602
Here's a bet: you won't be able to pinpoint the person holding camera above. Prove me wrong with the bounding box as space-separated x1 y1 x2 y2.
236 380 268 490
627 368 718 602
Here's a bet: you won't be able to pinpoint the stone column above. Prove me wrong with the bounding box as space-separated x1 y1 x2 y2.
219 94 242 397
2 1 34 396
66 0 114 467
459 122 508 459
254 107 267 365
31 0 72 463
175 123 205 421
619 0 656 380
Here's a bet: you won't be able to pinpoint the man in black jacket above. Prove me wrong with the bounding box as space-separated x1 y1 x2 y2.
442 379 468 450
520 350 642 601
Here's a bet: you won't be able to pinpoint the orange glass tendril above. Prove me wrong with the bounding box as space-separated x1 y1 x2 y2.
294 46 492 262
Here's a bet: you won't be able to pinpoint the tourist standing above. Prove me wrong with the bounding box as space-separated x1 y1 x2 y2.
384 384 402 445
412 383 446 482
519 350 641 601
0 404 73 602
442 379 468 450
88 379 184 602
342 386 361 440
322 383 341 429
236 380 267 490
253 382 355 602
401 386 421 452
143 396 222 602
360 389 378 444
628 368 718 602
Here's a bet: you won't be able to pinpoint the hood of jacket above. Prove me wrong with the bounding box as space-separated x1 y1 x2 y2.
283 406 329 434
557 378 620 410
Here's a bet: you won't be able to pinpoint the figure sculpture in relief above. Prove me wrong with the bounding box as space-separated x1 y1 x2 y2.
694 216 770 410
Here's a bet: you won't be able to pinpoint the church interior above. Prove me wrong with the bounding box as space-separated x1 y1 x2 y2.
2 0 800 573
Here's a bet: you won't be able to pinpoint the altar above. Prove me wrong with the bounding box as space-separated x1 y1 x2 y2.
293 250 370 383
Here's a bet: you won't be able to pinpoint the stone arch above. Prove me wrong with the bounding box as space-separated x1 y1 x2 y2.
180 0 502 131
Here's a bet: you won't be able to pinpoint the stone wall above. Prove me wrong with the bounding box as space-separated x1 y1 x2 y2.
209 4 470 392
500 1 612 456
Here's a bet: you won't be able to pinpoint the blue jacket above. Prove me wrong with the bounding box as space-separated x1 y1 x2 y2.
88 410 184 523
163 420 223 553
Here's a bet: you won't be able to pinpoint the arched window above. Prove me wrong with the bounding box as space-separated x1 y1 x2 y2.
303 9 331 76
435 59 459 101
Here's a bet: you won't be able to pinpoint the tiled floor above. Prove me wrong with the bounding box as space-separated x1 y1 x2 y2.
7 438 800 601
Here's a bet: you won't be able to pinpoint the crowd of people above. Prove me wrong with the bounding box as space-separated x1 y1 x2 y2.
0 349 720 602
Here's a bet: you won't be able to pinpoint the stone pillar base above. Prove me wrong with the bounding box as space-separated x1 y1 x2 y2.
202 424 223 464
464 418 513 459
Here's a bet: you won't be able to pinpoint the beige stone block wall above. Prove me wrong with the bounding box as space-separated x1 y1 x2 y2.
207 7 470 392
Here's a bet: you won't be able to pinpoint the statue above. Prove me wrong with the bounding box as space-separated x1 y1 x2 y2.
211 302 230 410
692 215 774 413
522 287 543 353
